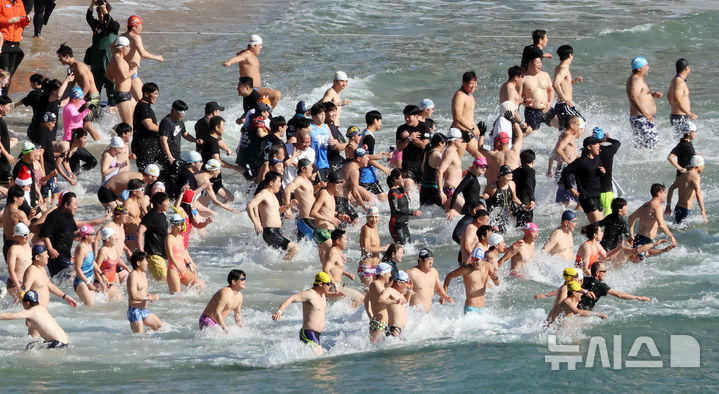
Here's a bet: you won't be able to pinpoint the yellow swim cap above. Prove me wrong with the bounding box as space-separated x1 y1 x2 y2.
563 267 578 280
567 281 583 293
314 272 332 285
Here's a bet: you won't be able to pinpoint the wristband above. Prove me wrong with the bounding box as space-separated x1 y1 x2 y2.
62 294 67 299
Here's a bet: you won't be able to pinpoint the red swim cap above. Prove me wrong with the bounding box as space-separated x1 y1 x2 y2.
128 15 143 27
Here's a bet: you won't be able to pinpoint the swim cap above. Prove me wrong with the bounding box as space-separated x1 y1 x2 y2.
144 163 160 177
418 98 434 110
170 213 185 224
68 86 84 99
205 159 221 171
562 267 578 280
471 247 485 260
393 270 410 283
488 233 504 247
110 136 124 148
631 56 648 71
183 150 202 163
561 210 577 222
334 71 348 81
522 222 539 233
376 263 392 276
295 101 309 114
326 171 342 184
500 100 517 115
498 164 512 176
314 271 332 285
418 248 433 259
497 132 511 144
366 206 380 217
31 244 47 257
249 34 263 46
100 227 116 241
447 128 462 141
690 155 705 168
128 15 143 27
21 141 36 155
592 127 605 140
13 222 30 237
79 224 95 237
120 190 130 201
152 182 166 192
297 158 312 170
23 290 39 306
113 205 128 214
567 281 583 293
269 158 282 166
42 112 57 123
472 156 488 167
115 36 130 48
681 121 697 134
346 125 360 138
355 147 368 157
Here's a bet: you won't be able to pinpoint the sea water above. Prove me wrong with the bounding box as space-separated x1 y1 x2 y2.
1 0 718 391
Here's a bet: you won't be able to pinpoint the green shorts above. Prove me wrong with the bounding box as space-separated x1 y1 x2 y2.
313 227 331 245
600 191 614 215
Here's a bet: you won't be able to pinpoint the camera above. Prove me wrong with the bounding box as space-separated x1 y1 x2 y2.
97 0 106 6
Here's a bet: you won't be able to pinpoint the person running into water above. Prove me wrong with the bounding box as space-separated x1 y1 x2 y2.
665 155 707 224
626 56 662 149
166 214 204 294
73 225 103 306
627 183 677 260
96 227 128 301
126 251 163 334
0 290 69 349
666 58 697 131
443 247 499 315
223 34 281 107
546 281 607 327
406 248 453 312
121 15 164 101
247 171 298 261
199 269 245 331
377 270 411 338
542 210 578 262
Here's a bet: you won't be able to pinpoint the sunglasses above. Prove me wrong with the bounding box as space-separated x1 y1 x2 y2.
239 277 246 281
479 165 488 169
599 270 607 273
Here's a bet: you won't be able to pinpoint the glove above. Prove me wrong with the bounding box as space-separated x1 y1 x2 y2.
477 121 487 136
79 103 90 112
504 111 516 124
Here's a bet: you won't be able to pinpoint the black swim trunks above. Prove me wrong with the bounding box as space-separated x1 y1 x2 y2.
97 185 117 204
25 340 68 350
524 107 555 130
360 181 384 196
116 91 132 104
335 196 358 222
578 195 602 213
262 227 290 250
553 102 583 130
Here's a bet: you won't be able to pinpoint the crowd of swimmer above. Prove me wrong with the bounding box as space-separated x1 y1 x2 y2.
0 3 707 353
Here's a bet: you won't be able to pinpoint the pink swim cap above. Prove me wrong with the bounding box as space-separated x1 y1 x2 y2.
472 156 488 167
523 222 539 233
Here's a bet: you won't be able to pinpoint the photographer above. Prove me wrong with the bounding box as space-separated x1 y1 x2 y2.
84 0 119 104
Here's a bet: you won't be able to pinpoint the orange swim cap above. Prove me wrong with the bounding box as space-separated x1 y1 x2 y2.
259 96 272 106
128 15 143 27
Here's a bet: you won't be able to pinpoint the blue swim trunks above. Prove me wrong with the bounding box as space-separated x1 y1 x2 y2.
299 328 321 346
674 205 691 224
297 217 315 240
127 307 151 323
464 305 485 315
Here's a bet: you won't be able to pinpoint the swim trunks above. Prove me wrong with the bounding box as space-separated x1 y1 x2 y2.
464 305 484 315
360 181 384 196
131 72 138 80
629 115 658 149
26 340 68 350
578 196 602 214
386 326 403 338
147 254 168 280
127 307 151 323
313 227 331 245
670 114 689 130
674 205 691 224
600 191 614 215
97 185 117 204
296 217 316 240
357 264 377 279
443 186 456 199
116 91 132 104
553 102 583 130
632 234 653 260
40 176 59 198
369 318 388 332
299 328 321 346
556 173 578 204
262 227 291 250
335 196 359 222
125 235 136 241
199 314 219 330
524 106 555 130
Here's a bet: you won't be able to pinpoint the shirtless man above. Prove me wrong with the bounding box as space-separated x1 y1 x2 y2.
123 178 147 251
444 247 500 315
0 290 69 349
5 223 32 301
310 171 348 263
105 36 137 124
98 167 157 209
546 281 607 327
377 270 411 338
626 56 663 149
628 183 677 259
283 158 316 240
223 34 281 108
522 53 556 131
405 248 453 312
665 155 707 224
323 229 363 306
459 217 489 266
451 71 479 158
552 45 583 131
272 272 338 354
477 123 523 187
247 171 298 260
499 222 538 276
358 207 389 285
548 116 582 207
194 160 240 213
56 43 100 140
126 251 162 333
320 71 352 126
199 269 245 332
542 210 578 262
342 148 372 210
2 186 29 260
499 65 525 107
667 58 697 131
438 128 464 210
122 15 164 101
364 262 393 342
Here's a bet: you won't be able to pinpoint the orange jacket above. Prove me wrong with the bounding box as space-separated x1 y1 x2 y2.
0 0 29 42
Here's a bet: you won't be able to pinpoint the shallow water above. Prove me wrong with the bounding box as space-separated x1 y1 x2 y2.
1 0 718 391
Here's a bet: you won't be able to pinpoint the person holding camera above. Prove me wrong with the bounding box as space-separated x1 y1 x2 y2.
85 0 119 104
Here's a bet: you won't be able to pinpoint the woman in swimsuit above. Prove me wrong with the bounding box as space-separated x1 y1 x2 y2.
576 223 619 276
73 225 103 306
96 227 129 301
166 214 204 294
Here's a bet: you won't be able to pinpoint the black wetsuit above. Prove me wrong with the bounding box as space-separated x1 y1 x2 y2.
396 122 430 183
0 117 11 184
596 213 629 251
19 87 44 141
419 150 442 207
487 185 514 233
132 100 160 172
388 186 412 244
84 9 119 102
578 277 611 310
327 122 346 172
598 138 621 194
670 138 695 178
561 152 603 213
450 172 482 215
512 164 536 226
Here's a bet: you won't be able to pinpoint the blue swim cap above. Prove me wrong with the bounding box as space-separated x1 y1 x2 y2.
471 247 485 260
592 127 605 140
120 189 130 201
23 290 39 305
631 56 648 71
69 86 84 99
